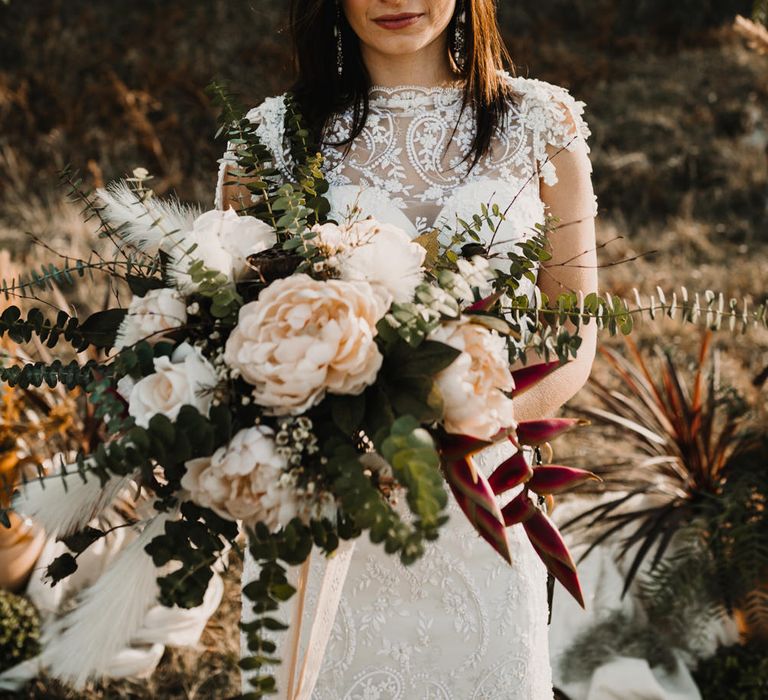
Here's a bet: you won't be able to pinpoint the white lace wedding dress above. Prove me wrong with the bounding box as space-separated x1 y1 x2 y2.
216 74 594 700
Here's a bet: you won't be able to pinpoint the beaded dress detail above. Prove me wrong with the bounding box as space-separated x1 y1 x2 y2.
217 74 594 699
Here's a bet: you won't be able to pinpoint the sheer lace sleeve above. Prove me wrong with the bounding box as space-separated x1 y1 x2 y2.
507 76 593 189
214 94 290 210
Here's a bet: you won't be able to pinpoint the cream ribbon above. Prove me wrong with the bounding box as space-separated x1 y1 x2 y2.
279 540 356 700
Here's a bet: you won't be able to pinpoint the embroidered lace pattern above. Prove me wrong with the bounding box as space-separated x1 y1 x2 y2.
223 74 594 699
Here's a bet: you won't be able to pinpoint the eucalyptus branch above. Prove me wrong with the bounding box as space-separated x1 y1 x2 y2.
0 257 163 300
499 287 768 337
59 165 130 261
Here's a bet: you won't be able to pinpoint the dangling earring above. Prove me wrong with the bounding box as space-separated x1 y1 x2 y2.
453 0 467 71
335 0 344 77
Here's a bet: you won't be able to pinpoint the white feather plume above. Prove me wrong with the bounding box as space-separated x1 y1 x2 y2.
40 512 174 689
96 181 201 254
13 467 137 538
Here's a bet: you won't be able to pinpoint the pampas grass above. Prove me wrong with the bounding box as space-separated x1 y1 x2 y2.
96 181 200 254
13 467 137 539
40 512 174 689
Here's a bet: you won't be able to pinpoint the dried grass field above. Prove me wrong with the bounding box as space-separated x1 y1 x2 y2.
0 1 766 697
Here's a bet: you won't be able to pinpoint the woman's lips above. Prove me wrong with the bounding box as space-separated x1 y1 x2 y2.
373 13 424 30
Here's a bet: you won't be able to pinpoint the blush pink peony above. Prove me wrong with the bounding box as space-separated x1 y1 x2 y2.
224 274 387 414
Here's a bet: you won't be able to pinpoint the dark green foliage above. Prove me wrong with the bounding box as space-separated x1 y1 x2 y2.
693 640 768 700
379 416 449 538
0 590 41 673
148 503 238 610
0 306 125 352
45 552 79 586
0 359 110 390
371 330 462 427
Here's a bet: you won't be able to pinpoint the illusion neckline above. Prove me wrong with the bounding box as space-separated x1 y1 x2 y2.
367 81 466 111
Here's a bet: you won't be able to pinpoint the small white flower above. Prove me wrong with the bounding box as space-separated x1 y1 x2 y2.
128 343 218 428
115 288 188 349
456 256 496 299
439 256 497 307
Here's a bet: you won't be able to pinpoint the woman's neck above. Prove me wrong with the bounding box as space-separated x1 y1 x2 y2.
361 35 458 88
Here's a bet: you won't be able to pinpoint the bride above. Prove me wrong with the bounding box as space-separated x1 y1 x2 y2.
218 1 598 697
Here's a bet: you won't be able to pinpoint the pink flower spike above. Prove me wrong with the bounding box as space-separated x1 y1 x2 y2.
522 510 577 570
438 432 493 462
466 290 504 313
501 491 537 525
488 452 533 495
515 418 589 446
444 456 512 564
529 539 586 609
527 465 601 495
510 360 563 396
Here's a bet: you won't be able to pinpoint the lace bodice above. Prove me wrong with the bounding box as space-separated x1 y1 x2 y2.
216 74 596 292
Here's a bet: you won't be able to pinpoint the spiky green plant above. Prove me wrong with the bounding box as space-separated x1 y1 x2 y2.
561 331 766 600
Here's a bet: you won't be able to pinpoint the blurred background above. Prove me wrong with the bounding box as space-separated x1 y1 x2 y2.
0 1 766 698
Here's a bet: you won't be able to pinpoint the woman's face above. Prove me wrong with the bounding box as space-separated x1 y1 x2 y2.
342 0 457 59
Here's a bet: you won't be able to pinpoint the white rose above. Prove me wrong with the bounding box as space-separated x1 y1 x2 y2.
180 426 298 531
115 288 188 349
128 343 218 428
115 375 136 402
224 274 386 415
429 318 516 440
313 218 425 304
171 208 276 289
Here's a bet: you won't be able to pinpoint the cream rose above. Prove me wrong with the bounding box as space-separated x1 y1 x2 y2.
128 344 218 428
429 319 516 439
115 288 188 349
312 218 425 304
224 274 386 414
181 426 298 531
171 207 276 288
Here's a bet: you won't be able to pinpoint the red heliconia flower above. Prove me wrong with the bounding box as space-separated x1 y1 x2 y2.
465 290 504 313
514 418 589 447
439 433 512 564
439 402 590 608
527 465 601 495
510 360 563 396
501 490 537 525
528 539 586 608
488 452 533 495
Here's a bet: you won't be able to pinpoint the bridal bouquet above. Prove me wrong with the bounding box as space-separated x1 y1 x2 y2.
2 90 764 698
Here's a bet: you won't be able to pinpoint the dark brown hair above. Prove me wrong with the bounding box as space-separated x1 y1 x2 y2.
289 0 515 168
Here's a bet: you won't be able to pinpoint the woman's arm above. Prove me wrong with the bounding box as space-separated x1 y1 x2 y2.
510 116 599 423
218 162 258 212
